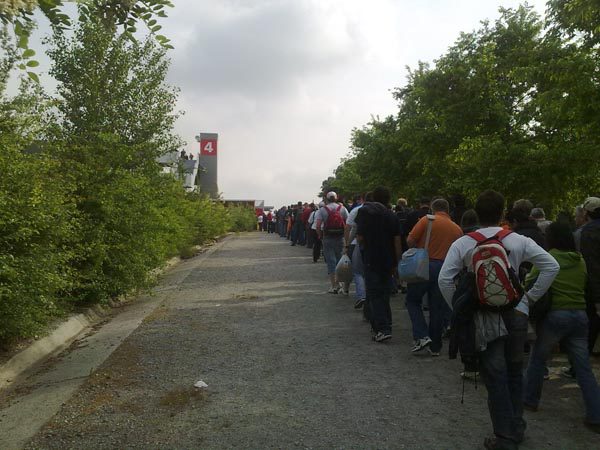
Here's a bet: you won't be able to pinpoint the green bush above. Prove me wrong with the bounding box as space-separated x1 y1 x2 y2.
0 147 77 342
228 206 257 232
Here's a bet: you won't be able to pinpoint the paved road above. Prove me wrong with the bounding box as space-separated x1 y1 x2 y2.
3 233 599 449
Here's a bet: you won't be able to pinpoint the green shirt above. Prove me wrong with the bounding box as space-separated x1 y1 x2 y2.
527 249 587 310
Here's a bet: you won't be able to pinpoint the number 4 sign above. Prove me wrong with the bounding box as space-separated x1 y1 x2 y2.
200 135 218 156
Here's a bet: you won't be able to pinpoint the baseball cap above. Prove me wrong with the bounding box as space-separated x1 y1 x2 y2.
326 191 337 200
583 197 600 213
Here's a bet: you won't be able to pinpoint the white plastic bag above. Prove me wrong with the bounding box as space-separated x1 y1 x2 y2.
335 254 353 284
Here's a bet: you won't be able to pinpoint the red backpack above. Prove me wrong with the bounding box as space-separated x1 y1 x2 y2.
468 230 523 310
323 204 345 236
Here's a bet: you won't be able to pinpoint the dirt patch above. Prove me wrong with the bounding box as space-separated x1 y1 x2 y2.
159 386 208 410
142 305 170 324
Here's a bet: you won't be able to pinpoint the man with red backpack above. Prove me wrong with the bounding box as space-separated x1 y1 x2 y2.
438 190 559 450
316 192 349 293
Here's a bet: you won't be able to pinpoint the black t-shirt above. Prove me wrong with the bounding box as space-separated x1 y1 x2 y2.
404 206 429 237
356 202 401 273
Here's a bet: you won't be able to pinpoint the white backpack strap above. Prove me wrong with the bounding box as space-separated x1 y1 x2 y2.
424 215 435 251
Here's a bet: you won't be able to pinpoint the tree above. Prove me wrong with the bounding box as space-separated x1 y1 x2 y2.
325 5 600 212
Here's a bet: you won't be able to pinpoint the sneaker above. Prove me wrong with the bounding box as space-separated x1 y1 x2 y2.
354 298 365 309
543 366 550 380
428 349 440 357
341 289 349 296
411 337 432 353
327 287 339 294
373 331 392 342
560 366 576 379
483 435 518 450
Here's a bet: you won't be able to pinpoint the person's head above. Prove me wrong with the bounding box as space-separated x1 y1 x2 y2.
364 191 374 202
397 198 408 208
419 197 430 208
475 190 505 226
531 207 546 220
461 209 479 229
583 196 600 220
353 194 363 204
431 198 450 214
372 186 391 206
511 199 534 223
326 191 337 203
318 201 325 208
545 222 576 252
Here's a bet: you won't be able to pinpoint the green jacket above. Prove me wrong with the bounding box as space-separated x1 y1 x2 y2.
527 249 587 310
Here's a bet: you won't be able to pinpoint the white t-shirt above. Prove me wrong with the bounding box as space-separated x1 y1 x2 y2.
311 210 321 230
438 227 559 315
345 204 363 245
257 216 263 223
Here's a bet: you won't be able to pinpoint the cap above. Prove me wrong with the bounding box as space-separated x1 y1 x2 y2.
583 197 600 213
326 191 337 200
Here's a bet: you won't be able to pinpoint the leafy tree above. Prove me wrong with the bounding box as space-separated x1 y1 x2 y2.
325 5 600 213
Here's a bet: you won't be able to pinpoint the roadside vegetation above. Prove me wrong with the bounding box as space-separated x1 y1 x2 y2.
0 3 254 344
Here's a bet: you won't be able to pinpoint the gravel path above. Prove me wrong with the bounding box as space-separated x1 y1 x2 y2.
24 232 600 449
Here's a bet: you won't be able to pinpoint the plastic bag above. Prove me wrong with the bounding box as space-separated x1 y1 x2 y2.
335 254 353 284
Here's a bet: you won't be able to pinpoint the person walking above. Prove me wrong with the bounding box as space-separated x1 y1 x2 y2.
580 197 600 355
523 222 600 434
345 194 366 307
316 192 349 293
309 202 323 262
438 190 559 450
355 186 402 342
405 198 463 356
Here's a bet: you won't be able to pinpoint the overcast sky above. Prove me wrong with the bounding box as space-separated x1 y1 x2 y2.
20 0 548 207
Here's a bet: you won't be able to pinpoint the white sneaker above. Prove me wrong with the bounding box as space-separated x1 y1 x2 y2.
327 287 339 294
411 337 432 353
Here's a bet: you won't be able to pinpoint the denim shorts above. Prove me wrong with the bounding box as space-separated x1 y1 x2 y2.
323 236 344 275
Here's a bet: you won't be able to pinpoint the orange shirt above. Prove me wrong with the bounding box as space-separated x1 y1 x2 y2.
408 212 463 260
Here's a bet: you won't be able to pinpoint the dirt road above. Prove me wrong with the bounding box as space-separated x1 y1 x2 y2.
5 233 599 449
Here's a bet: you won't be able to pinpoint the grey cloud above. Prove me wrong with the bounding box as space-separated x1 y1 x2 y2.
168 1 363 98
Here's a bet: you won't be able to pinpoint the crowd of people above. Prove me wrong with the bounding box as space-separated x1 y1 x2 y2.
262 189 600 450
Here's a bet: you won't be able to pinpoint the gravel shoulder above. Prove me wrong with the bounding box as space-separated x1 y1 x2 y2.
10 232 600 449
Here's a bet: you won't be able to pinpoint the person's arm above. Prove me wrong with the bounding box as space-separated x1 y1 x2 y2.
316 210 323 239
394 236 402 264
344 221 352 248
519 240 559 312
438 240 466 309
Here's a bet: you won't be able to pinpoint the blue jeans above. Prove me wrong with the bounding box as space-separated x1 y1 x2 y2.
480 310 529 443
524 310 600 424
405 259 445 352
322 236 344 275
365 268 392 334
350 244 365 300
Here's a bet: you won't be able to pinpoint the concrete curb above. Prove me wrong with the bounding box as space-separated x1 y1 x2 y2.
0 233 234 391
0 306 107 390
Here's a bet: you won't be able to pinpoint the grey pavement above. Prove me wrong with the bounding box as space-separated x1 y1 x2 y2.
2 232 599 449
